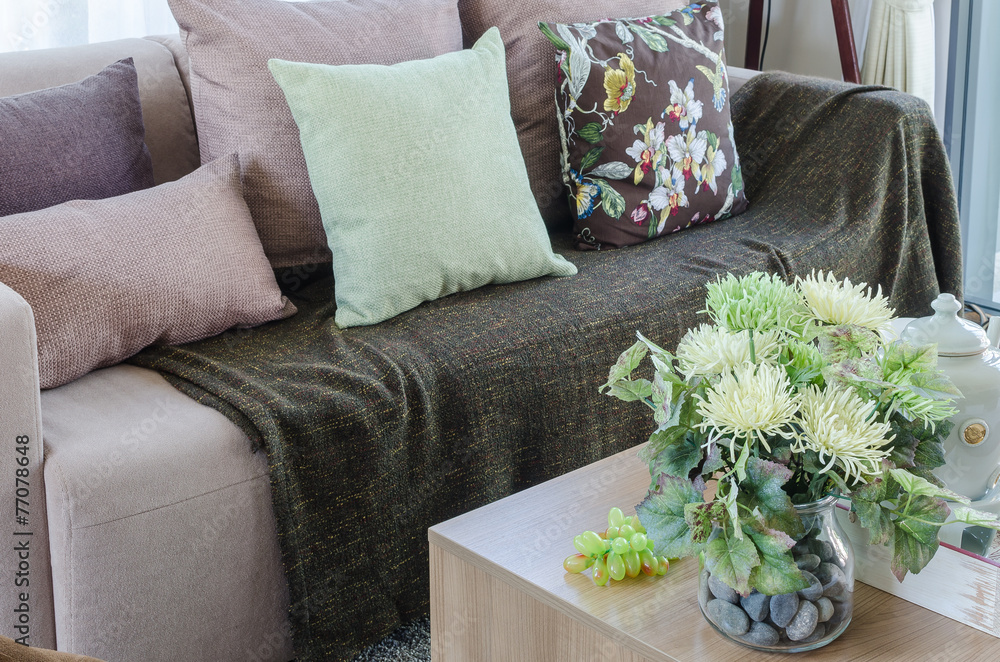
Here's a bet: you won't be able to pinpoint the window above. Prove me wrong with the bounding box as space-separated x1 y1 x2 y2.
0 0 177 53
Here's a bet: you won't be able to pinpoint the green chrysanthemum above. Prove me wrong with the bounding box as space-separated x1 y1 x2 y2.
797 270 894 331
791 384 894 484
695 362 799 454
703 272 810 336
676 325 780 378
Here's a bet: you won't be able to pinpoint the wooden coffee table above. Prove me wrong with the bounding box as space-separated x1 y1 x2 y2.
428 445 1000 661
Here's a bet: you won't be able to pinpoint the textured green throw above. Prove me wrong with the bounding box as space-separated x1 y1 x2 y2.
269 28 576 329
128 72 962 662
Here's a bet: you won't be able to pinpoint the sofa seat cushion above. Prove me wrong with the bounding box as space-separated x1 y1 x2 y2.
40 365 290 662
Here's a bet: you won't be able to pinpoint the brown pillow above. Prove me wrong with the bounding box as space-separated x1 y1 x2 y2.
167 0 463 268
457 0 687 231
0 154 296 389
541 3 749 249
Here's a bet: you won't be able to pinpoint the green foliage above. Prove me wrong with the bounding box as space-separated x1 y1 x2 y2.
629 25 670 52
850 473 895 546
595 179 626 219
891 495 950 581
744 523 809 595
738 457 804 538
705 533 759 596
577 122 603 144
635 476 703 558
579 146 604 172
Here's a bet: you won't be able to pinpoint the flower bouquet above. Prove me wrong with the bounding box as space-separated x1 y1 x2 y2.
601 271 1000 648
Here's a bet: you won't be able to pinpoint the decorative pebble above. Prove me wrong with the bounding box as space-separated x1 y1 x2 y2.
815 597 834 622
699 571 712 607
706 598 750 636
797 571 824 601
785 600 819 641
797 622 827 645
740 620 780 647
709 574 740 604
817 563 847 597
769 592 800 628
814 539 835 562
740 590 770 622
794 553 821 572
826 600 852 629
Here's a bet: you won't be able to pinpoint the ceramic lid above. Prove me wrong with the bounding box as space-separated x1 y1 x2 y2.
900 293 990 356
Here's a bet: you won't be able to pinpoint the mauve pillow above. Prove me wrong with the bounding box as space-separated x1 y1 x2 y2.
457 0 687 231
0 154 296 389
167 0 464 268
0 57 154 217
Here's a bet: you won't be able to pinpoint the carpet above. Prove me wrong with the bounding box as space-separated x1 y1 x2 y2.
350 617 429 662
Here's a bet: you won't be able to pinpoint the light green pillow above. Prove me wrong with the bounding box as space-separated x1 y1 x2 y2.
268 27 577 328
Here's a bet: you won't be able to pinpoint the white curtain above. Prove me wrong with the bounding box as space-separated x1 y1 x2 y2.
1 0 177 53
861 0 936 110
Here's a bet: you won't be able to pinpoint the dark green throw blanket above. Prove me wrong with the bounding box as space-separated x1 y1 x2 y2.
127 73 961 661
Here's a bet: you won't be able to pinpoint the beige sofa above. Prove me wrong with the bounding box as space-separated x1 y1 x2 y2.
0 32 764 662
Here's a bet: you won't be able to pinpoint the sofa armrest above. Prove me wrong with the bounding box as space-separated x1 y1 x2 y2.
0 282 55 648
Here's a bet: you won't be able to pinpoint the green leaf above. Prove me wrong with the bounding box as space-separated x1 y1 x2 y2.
881 341 938 376
577 122 603 144
890 469 970 503
705 533 760 596
639 425 687 467
705 131 719 150
744 523 809 595
651 432 703 480
685 501 723 545
629 25 670 52
595 180 626 219
601 340 646 392
951 505 1000 529
738 457 803 538
580 146 604 172
908 370 963 399
892 412 949 472
849 475 895 546
588 161 633 180
636 476 704 558
731 165 743 192
891 495 949 581
537 22 571 51
605 379 652 403
651 16 677 27
701 442 724 474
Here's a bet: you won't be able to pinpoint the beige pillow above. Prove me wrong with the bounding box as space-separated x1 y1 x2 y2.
0 155 296 389
168 0 463 268
457 0 687 231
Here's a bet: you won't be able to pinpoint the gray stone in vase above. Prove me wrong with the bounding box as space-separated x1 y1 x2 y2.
826 599 852 629
817 562 847 597
794 553 821 572
815 596 834 622
740 590 770 622
706 598 750 636
813 539 835 562
785 600 819 641
797 570 824 601
708 574 740 604
796 622 827 645
740 620 780 647
770 592 800 628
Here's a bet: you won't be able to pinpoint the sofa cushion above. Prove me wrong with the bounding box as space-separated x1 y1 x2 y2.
167 0 463 268
0 39 198 187
456 0 687 231
0 58 153 217
542 3 748 249
40 365 291 661
269 28 577 328
0 155 295 389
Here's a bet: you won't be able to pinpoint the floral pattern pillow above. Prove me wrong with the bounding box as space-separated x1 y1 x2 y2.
540 1 748 250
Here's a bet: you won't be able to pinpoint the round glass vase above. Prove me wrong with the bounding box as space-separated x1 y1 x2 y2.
698 496 854 653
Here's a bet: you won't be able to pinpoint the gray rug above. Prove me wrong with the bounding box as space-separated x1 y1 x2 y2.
350 617 430 662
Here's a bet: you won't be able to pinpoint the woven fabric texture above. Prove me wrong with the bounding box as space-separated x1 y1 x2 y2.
269 28 576 328
456 0 687 231
0 58 154 217
128 73 962 661
0 155 295 389
167 0 463 268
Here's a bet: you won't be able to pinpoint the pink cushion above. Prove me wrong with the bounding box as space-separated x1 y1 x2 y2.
0 155 296 389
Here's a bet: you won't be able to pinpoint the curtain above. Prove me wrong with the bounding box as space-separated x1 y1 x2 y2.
1 0 177 53
861 0 936 110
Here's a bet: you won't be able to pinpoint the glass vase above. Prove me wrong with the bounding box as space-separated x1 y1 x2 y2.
698 496 854 652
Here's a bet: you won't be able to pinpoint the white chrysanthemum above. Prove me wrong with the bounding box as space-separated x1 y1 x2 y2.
696 363 799 454
797 270 895 331
791 385 894 484
676 325 780 378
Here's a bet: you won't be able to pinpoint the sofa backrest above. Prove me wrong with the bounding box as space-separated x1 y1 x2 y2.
0 37 199 185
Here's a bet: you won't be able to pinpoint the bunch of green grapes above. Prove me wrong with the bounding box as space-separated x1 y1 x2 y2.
563 507 670 586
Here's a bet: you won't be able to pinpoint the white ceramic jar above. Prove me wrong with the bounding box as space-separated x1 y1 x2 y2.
900 294 1000 502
